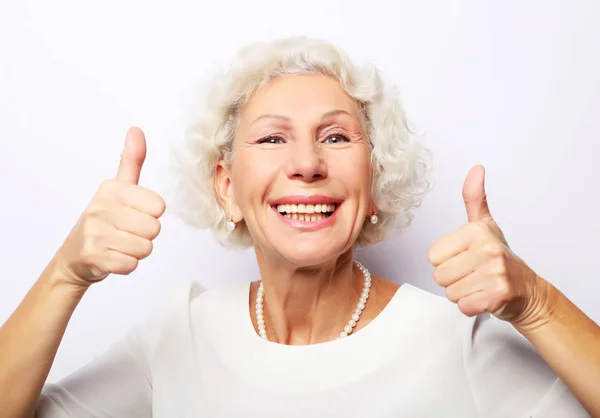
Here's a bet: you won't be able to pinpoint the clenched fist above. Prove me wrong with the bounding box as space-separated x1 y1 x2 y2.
54 127 166 287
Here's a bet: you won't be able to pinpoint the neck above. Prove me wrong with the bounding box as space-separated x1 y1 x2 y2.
253 247 364 345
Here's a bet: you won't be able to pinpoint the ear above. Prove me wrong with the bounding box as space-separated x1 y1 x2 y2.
368 200 379 217
214 159 243 222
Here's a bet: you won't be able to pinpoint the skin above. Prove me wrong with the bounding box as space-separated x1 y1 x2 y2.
215 74 399 344
429 164 600 415
0 127 166 417
216 73 600 413
0 74 598 417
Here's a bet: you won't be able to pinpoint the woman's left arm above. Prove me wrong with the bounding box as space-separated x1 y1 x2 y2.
428 165 600 417
514 279 600 417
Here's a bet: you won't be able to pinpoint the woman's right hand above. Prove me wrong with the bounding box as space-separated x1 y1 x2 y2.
53 127 166 288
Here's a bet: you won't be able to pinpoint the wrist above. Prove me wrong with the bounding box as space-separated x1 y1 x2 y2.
43 254 91 299
512 275 559 335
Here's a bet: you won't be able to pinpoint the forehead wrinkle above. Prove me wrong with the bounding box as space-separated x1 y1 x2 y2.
249 113 292 127
248 108 361 128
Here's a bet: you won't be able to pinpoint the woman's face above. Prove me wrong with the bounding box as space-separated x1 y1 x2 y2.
222 74 373 266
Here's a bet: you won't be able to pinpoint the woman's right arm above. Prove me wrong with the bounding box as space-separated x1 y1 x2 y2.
0 127 165 418
0 256 89 418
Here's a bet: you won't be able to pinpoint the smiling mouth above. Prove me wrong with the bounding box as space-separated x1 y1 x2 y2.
274 203 337 222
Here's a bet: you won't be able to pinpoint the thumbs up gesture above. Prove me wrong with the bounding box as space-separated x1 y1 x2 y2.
54 127 166 288
427 165 551 326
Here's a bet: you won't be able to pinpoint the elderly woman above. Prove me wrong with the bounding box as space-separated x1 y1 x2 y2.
0 37 598 417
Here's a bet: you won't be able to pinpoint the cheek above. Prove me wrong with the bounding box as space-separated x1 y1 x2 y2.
230 151 280 209
329 149 372 191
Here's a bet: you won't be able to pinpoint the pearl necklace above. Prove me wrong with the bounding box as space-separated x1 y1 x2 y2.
255 261 372 340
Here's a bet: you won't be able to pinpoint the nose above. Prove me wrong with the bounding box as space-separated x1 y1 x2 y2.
285 137 328 182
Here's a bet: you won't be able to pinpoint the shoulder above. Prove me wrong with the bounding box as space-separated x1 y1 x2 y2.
463 309 576 416
397 283 473 335
133 281 247 356
400 285 583 416
464 312 556 379
139 280 246 320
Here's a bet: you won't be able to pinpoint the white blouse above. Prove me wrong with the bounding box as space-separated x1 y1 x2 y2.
37 281 589 417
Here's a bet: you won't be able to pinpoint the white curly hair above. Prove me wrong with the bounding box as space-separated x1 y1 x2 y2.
167 36 433 248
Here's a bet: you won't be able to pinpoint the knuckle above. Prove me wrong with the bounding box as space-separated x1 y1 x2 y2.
445 286 457 303
80 238 99 260
493 259 507 276
427 250 434 265
432 267 444 285
140 240 154 259
474 220 490 232
481 240 503 258
469 221 490 236
482 298 493 313
113 254 138 275
147 194 166 217
84 201 104 218
459 222 472 232
80 223 109 258
78 252 99 271
136 187 166 217
154 195 167 216
496 278 511 297
149 219 162 239
85 198 116 220
120 257 139 274
427 246 439 266
82 218 102 239
98 179 117 195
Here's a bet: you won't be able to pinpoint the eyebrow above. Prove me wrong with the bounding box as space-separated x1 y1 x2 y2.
249 109 356 126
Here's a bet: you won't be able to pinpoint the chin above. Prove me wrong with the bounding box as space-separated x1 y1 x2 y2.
276 239 351 268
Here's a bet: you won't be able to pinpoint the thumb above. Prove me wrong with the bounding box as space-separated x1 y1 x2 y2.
116 126 146 184
462 164 492 223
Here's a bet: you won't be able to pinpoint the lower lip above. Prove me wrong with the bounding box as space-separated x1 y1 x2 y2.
271 204 340 231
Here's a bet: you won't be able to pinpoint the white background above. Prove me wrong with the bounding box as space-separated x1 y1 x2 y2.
1 0 598 382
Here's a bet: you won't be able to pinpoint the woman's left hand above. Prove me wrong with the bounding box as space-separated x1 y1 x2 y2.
427 165 553 327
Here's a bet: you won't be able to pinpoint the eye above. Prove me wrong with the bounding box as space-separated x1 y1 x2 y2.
257 135 285 144
323 133 350 144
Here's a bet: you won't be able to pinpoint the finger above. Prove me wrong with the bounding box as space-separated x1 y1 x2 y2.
116 127 147 184
462 165 492 223
119 186 166 218
428 224 479 266
445 270 486 303
433 249 477 287
107 229 154 260
103 249 140 275
102 182 166 218
456 290 491 317
100 205 162 240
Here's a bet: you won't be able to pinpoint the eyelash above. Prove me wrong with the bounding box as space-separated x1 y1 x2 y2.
257 133 351 145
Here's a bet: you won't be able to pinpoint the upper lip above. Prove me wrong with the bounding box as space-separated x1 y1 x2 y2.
270 195 343 206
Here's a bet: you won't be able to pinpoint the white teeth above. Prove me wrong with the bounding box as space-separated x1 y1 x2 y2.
275 202 338 223
283 213 328 222
276 203 336 214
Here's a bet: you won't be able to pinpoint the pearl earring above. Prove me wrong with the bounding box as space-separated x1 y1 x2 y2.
369 214 379 225
226 219 236 231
